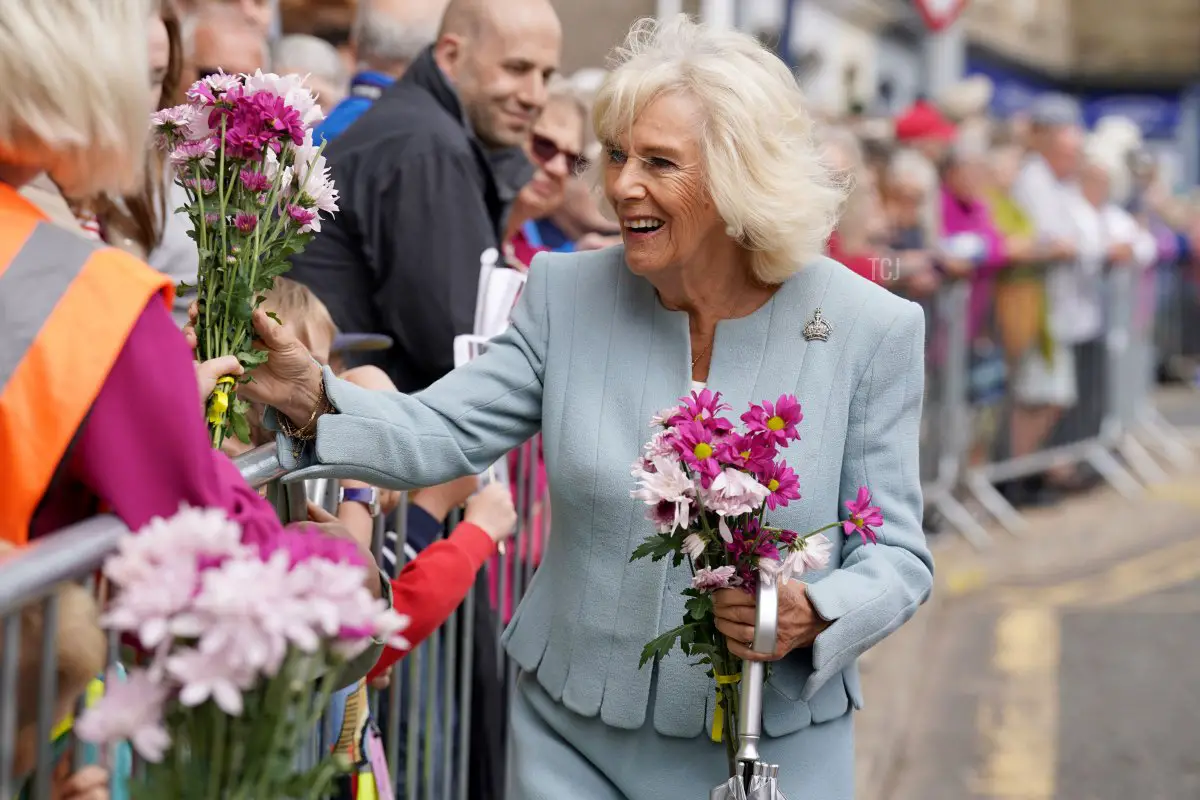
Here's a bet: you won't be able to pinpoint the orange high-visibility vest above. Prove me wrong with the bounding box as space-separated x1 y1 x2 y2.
0 183 175 543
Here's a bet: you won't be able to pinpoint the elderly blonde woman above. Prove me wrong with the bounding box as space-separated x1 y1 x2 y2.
0 0 384 683
238 15 933 799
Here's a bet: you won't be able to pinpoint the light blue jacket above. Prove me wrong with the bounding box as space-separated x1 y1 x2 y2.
280 246 934 739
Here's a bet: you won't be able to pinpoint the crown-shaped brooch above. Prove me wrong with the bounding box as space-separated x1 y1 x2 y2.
803 308 832 342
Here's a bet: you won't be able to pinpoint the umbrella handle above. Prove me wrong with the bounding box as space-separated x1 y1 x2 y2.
735 578 778 766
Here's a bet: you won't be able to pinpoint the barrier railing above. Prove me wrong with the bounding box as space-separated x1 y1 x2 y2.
7 260 1193 797
0 436 550 800
918 261 1196 549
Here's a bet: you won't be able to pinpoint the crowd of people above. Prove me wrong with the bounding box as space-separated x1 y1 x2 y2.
3 0 1200 798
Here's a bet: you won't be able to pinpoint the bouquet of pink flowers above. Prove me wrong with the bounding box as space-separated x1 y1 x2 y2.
151 71 338 448
629 389 882 771
76 508 409 799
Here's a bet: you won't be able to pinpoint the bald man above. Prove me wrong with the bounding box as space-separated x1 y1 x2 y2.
288 0 562 393
187 3 269 79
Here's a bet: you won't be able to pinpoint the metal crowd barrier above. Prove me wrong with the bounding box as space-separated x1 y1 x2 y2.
918 262 1196 549
0 436 551 800
1155 261 1200 383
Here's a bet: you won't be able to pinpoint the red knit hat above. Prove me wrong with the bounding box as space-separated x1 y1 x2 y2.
895 99 957 142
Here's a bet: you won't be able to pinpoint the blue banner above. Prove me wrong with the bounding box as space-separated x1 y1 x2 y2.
1082 92 1182 140
965 59 1058 118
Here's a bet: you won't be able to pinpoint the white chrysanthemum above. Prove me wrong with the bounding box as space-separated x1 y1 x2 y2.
704 467 770 517
631 456 695 532
682 532 706 560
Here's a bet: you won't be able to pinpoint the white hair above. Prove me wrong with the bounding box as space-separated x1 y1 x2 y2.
888 148 938 192
594 15 848 284
273 34 346 85
1084 116 1143 206
353 2 438 68
0 0 152 197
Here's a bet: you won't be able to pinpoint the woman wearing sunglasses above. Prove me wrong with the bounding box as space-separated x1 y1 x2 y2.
503 83 592 270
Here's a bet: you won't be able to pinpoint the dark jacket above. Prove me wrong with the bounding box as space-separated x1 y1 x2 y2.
289 47 530 392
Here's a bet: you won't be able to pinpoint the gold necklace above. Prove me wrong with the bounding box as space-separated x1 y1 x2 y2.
690 289 748 370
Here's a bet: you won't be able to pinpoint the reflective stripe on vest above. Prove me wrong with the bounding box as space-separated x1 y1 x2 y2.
0 186 174 543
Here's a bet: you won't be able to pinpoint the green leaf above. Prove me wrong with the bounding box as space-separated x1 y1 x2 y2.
231 407 252 444
685 594 713 622
630 533 679 563
265 311 282 325
679 623 697 652
638 624 686 668
237 349 269 367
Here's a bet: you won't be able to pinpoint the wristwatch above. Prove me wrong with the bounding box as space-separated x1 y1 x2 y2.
339 486 380 517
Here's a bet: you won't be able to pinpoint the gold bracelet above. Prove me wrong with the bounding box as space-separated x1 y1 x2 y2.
279 370 332 455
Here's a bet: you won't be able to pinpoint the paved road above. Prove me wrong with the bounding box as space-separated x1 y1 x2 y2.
1157 385 1200 429
863 469 1200 800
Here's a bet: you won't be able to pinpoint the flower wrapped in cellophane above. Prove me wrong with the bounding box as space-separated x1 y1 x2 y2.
629 389 882 774
152 71 338 448
75 507 409 800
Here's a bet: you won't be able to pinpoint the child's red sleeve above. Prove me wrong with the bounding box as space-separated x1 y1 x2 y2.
367 522 496 680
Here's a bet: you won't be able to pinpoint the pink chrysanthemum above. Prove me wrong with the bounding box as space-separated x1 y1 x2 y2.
742 395 803 447
182 176 218 194
239 169 271 192
169 137 218 167
716 432 776 474
233 212 258 233
670 419 722 486
757 461 801 510
286 205 317 231
151 104 196 146
669 388 734 435
222 91 305 160
842 485 884 544
691 565 739 593
241 525 366 570
187 72 241 105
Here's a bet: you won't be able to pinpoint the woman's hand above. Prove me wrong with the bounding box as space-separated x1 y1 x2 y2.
195 356 244 406
713 583 832 662
184 305 323 422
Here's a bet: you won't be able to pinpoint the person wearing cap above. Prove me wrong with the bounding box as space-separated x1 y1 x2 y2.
894 97 957 164
1004 92 1088 505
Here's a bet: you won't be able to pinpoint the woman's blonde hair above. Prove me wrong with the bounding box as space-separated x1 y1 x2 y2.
0 0 152 197
593 15 848 284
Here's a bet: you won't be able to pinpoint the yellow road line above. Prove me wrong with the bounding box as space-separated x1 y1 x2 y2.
974 606 1060 799
1000 536 1200 610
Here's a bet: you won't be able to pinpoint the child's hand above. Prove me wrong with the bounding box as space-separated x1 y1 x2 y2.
464 483 517 545
52 764 109 800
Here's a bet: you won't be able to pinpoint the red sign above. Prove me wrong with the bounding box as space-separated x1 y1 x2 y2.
912 0 968 32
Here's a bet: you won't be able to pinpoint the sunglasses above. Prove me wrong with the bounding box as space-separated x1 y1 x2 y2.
531 134 589 176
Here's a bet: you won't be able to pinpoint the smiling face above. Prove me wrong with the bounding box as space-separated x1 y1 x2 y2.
437 0 562 149
517 96 586 220
602 92 729 278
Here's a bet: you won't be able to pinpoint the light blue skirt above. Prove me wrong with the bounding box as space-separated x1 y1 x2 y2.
507 671 855 800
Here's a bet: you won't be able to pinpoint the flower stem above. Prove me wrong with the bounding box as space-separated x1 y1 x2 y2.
216 117 234 360
763 521 843 539
207 706 228 800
